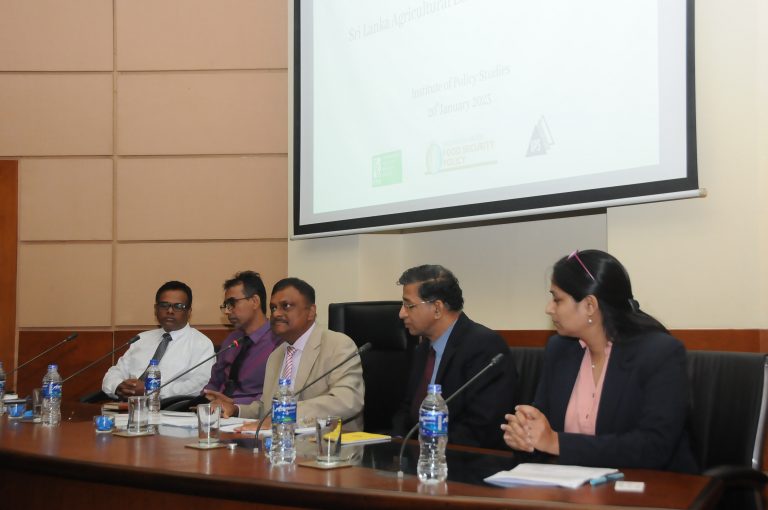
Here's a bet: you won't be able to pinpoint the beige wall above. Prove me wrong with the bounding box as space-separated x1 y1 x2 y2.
3 0 766 336
289 0 768 331
1 0 289 331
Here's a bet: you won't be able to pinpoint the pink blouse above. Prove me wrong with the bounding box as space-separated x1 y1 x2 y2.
564 340 613 435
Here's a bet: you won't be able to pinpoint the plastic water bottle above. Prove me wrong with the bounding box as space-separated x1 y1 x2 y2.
41 364 62 426
145 359 161 426
0 361 6 416
269 378 297 465
417 383 449 483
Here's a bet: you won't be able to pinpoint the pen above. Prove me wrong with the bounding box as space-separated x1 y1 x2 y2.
589 472 625 486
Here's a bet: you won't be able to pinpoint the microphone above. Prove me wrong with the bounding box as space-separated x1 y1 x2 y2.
10 332 78 374
253 342 372 452
146 337 244 397
62 335 140 384
396 352 505 478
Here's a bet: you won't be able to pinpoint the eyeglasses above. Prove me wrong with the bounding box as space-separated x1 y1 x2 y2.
219 295 252 312
568 250 595 281
401 300 435 311
155 302 189 311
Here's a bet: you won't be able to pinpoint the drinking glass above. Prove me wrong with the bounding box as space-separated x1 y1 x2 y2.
197 404 221 445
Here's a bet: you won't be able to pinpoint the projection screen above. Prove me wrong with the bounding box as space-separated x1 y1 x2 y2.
293 0 699 238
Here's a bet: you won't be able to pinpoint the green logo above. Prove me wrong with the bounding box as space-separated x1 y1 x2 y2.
372 151 402 187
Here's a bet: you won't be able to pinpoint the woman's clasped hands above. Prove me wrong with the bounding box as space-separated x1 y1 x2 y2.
501 405 560 456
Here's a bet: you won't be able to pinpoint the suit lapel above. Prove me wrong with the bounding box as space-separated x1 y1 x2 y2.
262 343 286 403
548 341 583 429
294 325 322 393
434 313 467 383
596 340 637 432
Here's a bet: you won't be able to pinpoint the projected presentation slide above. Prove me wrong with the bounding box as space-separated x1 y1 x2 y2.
298 0 691 232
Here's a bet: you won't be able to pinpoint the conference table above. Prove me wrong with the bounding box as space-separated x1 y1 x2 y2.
0 405 720 510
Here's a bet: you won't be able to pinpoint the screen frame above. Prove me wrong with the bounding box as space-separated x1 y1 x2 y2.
292 0 699 239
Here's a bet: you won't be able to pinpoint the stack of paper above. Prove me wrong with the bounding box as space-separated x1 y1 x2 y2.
337 432 391 445
484 463 619 489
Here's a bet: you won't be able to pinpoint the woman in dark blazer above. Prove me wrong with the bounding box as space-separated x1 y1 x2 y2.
501 250 698 473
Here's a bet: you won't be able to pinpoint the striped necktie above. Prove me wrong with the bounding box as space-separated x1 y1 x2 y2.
281 345 296 382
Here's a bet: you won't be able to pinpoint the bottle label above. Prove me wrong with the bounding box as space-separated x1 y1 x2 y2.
272 401 297 424
42 382 62 398
419 409 448 437
145 376 161 392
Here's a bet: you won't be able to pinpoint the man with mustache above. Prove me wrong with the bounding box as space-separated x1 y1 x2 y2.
391 265 517 449
202 271 281 405
205 277 364 431
102 281 214 399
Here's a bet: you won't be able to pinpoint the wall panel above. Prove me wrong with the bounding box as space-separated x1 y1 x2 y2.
19 159 113 240
116 0 287 70
116 156 287 240
116 71 288 155
0 74 113 156
0 0 113 71
0 161 17 371
17 244 113 327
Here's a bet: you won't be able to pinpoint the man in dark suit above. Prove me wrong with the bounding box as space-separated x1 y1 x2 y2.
391 265 517 449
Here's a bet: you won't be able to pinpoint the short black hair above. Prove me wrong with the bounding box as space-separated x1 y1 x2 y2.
272 277 315 305
398 264 464 311
155 280 192 307
224 271 267 314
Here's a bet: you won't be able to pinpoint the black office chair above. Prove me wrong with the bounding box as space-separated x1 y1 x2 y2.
79 389 197 411
508 346 545 406
687 351 768 510
328 301 418 433
80 390 115 404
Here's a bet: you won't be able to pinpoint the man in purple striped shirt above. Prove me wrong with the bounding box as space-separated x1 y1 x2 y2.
203 271 281 405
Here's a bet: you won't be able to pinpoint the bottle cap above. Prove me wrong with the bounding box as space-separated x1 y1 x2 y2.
278 377 291 387
48 364 58 370
149 359 159 366
427 384 442 394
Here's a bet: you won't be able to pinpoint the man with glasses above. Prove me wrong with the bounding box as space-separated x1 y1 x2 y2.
200 271 281 405
102 281 214 399
206 277 364 431
391 265 517 449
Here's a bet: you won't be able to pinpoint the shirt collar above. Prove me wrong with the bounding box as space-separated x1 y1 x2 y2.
244 321 271 341
166 322 191 341
578 338 614 352
289 322 316 352
430 317 458 357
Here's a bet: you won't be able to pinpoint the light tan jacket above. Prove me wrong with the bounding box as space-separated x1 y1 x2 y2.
239 324 364 431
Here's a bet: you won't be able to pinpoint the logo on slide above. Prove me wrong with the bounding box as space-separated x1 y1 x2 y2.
526 116 555 157
372 151 403 187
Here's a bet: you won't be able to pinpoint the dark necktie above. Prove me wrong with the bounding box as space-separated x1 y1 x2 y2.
411 346 436 424
223 336 253 397
140 332 172 381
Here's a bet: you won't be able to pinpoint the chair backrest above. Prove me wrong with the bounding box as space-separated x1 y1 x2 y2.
328 301 419 433
508 346 545 407
687 350 768 470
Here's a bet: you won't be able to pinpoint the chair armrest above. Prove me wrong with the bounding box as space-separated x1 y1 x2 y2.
704 465 768 488
79 390 117 404
160 395 197 410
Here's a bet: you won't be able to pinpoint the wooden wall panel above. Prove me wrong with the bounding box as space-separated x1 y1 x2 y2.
500 329 767 353
16 331 113 401
0 161 17 375
15 328 232 401
0 160 19 378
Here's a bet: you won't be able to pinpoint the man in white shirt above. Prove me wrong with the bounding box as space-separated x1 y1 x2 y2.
102 281 214 399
